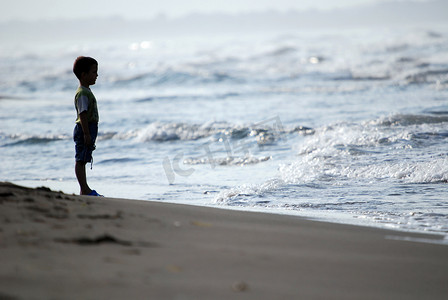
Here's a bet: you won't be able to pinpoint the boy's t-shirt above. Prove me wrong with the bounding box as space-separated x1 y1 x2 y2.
74 86 99 124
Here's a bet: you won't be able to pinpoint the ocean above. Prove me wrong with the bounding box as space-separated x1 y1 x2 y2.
1 25 447 240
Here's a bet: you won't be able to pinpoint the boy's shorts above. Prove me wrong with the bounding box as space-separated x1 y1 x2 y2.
73 122 98 163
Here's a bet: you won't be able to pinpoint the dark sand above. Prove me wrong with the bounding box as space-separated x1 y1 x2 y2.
0 182 447 299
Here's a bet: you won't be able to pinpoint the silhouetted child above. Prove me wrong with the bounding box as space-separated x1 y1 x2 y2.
72 56 102 196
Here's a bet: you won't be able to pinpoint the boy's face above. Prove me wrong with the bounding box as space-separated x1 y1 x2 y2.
82 64 98 86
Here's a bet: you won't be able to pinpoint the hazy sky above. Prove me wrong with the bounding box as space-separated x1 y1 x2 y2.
1 0 390 21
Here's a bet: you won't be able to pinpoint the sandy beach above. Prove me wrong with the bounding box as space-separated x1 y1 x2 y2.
0 182 447 300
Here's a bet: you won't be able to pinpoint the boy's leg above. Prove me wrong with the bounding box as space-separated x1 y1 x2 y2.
75 161 91 195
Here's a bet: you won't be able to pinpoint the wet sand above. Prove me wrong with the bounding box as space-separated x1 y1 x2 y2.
0 182 447 299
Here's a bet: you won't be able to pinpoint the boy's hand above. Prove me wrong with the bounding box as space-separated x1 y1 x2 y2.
84 134 92 147
79 112 92 147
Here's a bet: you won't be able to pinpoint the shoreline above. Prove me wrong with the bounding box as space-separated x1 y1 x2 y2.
11 179 448 242
1 182 447 299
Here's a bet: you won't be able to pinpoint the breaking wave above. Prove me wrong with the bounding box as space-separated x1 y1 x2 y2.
133 121 313 143
184 154 271 167
215 113 448 203
0 133 69 147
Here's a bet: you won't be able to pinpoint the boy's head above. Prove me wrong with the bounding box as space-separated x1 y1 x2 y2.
73 56 98 80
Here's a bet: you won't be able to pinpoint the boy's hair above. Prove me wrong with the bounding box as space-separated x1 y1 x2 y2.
73 56 98 80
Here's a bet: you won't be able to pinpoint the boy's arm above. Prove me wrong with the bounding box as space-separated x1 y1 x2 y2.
79 111 92 147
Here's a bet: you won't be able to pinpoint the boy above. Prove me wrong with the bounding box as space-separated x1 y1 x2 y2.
73 56 102 196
